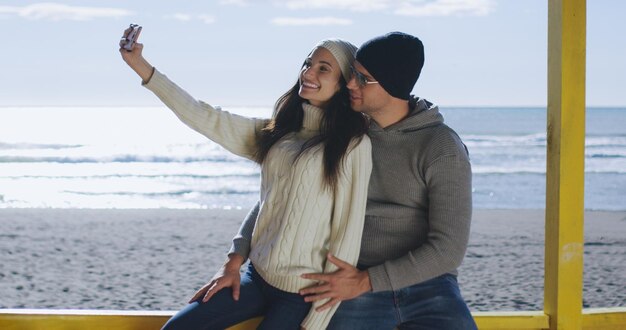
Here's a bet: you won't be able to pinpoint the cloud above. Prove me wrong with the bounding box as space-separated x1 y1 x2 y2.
172 13 192 22
273 0 495 16
198 15 216 24
271 16 352 26
275 0 390 12
219 0 251 6
168 13 216 24
0 2 131 21
395 0 495 17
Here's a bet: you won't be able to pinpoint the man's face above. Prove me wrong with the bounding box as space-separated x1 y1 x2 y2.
347 61 392 115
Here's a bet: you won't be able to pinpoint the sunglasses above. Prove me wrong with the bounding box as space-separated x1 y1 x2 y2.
350 66 379 88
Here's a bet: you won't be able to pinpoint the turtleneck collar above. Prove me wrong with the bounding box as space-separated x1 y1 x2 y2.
301 102 323 131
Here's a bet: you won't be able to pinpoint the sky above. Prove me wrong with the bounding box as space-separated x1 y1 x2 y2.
1 0 624 108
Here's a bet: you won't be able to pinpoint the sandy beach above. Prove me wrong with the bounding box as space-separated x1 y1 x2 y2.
1 208 624 312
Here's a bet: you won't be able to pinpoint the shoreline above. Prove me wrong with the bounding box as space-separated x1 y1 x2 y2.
1 208 624 311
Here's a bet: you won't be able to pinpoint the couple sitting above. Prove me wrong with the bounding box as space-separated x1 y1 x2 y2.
120 31 476 330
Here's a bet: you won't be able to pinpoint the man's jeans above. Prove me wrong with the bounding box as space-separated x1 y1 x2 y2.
161 264 311 330
327 273 477 330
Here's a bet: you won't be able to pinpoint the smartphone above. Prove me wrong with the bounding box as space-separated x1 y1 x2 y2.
122 24 142 51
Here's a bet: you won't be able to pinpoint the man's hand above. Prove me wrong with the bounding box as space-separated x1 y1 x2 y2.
299 253 372 311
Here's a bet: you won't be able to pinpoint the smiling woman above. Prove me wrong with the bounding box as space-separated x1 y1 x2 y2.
118 26 371 329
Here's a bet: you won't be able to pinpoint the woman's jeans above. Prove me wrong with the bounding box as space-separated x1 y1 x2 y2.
161 264 311 330
327 273 477 330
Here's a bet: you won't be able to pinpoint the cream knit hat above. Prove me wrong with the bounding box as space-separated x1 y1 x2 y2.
311 38 357 82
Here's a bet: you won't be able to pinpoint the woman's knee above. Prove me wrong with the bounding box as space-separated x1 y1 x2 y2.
160 315 188 330
160 302 206 330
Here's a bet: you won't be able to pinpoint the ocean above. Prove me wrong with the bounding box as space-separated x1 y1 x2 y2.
1 106 625 210
1 106 625 312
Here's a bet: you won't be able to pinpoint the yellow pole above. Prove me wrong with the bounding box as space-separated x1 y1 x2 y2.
545 0 586 329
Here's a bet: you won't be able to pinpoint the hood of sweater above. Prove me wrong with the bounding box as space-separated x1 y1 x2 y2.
369 97 443 133
302 102 323 132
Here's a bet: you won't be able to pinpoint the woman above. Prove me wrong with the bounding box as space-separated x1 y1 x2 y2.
119 28 371 330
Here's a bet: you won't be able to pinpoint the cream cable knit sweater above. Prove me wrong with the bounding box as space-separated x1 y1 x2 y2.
144 69 372 329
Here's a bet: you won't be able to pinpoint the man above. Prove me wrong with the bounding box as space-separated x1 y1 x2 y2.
230 32 476 329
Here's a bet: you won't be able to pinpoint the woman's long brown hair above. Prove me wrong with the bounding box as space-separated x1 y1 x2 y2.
254 76 368 191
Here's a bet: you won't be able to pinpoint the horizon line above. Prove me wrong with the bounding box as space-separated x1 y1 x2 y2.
1 104 626 109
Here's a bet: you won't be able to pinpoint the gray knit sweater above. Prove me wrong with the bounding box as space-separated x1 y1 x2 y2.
230 98 472 293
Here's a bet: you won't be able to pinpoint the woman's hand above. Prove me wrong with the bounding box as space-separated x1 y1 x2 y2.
188 254 245 303
118 26 154 82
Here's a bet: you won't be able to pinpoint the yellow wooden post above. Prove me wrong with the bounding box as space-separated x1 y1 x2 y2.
544 0 586 329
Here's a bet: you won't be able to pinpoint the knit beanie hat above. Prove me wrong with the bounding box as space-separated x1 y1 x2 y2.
311 38 358 82
356 32 424 100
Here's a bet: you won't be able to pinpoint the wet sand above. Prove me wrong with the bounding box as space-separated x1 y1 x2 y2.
1 208 624 312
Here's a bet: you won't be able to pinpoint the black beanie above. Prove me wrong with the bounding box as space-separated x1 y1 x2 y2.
356 32 424 100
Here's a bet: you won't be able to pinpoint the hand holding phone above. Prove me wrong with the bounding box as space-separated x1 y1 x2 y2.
119 23 153 81
121 24 142 51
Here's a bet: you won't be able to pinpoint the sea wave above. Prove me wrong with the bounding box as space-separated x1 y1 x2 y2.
463 134 546 148
464 134 626 149
0 173 260 180
0 142 82 150
0 155 243 164
2 134 624 151
473 169 626 175
65 188 258 196
1 158 624 175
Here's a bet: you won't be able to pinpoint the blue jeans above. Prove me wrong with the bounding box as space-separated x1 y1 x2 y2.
327 273 477 330
161 264 311 330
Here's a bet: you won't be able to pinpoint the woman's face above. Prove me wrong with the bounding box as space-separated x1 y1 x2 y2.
298 47 343 108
